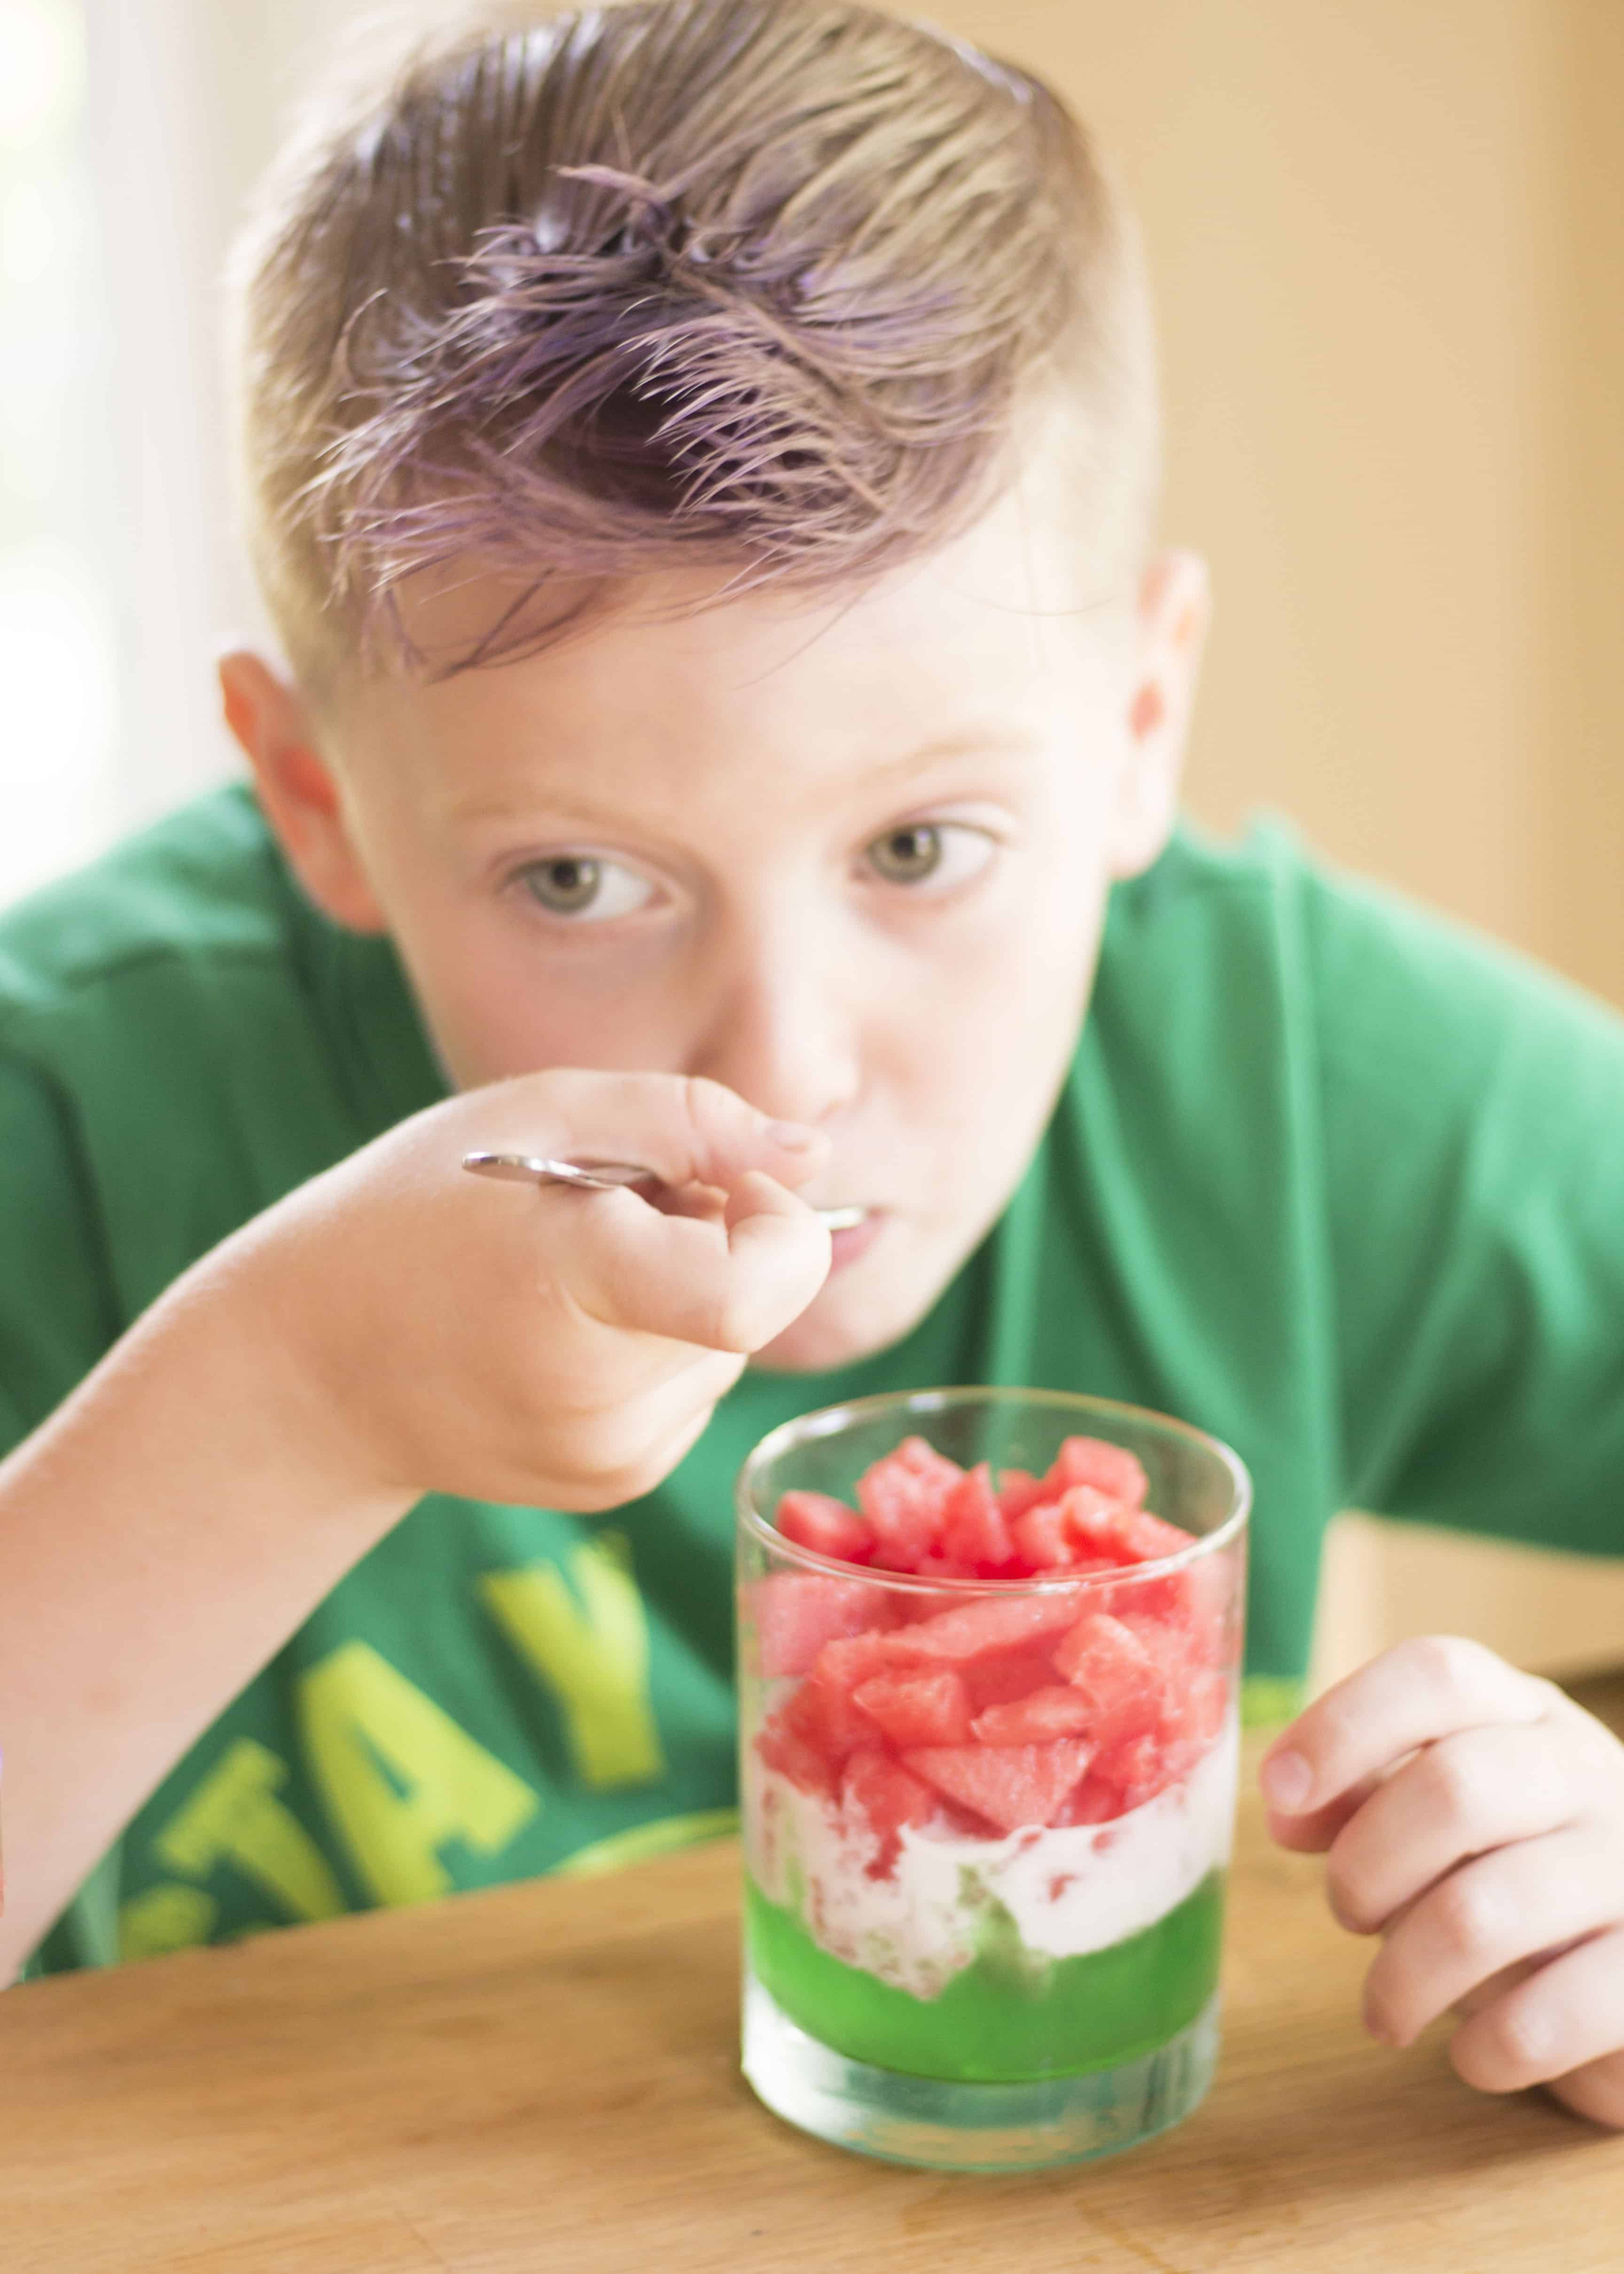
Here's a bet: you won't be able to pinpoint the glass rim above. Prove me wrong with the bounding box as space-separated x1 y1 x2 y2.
735 1384 1252 1597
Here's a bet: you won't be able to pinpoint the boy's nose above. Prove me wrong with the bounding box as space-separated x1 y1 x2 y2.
685 923 862 1137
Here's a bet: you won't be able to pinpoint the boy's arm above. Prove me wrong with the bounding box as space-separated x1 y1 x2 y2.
0 1232 414 1976
0 1068 829 1979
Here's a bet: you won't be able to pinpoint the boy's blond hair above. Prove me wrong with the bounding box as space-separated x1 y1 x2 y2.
229 0 1157 695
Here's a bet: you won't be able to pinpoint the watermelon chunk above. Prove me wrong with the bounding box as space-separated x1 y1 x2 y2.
1063 1497 1195 1567
940 1463 1017 1575
879 1592 1082 1665
754 1717 837 1798
841 1748 938 1873
1042 1436 1150 1509
775 1490 875 1566
783 1671 877 1764
903 1740 1094 1835
813 1626 898 1693
1009 1499 1070 1569
1060 1775 1124 1827
962 1648 1065 1711
995 1466 1050 1522
892 1434 966 1486
856 1466 937 1572
971 1684 1099 1744
1010 1491 1127 1574
1053 1611 1168 1747
853 1667 974 1748
1092 1730 1173 1813
750 1573 895 1678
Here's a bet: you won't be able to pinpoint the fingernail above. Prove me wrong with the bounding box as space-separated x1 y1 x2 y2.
766 1121 821 1151
1260 1749 1313 1811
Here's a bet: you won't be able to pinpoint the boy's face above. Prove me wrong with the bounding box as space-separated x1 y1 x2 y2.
226 456 1207 1373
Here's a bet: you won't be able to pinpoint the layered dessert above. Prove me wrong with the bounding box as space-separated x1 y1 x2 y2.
742 1435 1240 2083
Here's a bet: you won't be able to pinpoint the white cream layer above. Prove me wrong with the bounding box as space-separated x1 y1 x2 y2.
747 1713 1239 2002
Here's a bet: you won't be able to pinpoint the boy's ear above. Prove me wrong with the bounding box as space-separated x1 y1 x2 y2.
1109 548 1211 877
217 651 388 934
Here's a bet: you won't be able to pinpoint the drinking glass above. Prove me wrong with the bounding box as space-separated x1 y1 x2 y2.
737 1387 1250 2171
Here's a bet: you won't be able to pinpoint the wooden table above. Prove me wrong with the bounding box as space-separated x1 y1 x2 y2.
6 1679 1624 2274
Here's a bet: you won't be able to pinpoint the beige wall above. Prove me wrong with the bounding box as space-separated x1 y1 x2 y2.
926 0 1622 1010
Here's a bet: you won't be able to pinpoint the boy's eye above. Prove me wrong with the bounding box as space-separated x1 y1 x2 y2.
864 823 993 892
516 855 655 921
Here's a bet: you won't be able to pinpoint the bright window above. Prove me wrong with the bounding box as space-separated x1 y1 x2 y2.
0 0 120 907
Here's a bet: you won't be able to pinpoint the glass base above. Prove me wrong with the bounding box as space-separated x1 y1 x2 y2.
742 1968 1220 2172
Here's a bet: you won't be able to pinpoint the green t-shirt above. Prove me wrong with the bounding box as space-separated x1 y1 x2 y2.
4 786 1622 1975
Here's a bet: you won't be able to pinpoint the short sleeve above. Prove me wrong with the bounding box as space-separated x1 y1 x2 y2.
1310 872 1624 1557
0 1051 122 1458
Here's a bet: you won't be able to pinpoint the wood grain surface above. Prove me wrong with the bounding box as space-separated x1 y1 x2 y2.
4 1677 1622 2274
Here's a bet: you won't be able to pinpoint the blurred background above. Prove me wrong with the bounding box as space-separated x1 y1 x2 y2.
3 0 1622 1685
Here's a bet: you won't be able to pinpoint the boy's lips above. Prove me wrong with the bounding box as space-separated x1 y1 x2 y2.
827 1207 886 1273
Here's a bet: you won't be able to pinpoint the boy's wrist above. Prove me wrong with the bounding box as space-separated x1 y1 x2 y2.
166 1212 418 1521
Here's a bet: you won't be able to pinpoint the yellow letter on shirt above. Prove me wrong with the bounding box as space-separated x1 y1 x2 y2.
299 1642 539 1905
480 1535 665 1790
154 1737 344 1922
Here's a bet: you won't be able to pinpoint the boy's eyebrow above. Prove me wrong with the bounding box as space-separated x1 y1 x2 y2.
442 725 1047 831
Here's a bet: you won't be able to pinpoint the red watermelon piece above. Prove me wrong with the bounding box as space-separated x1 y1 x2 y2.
1053 1611 1168 1747
879 1592 1082 1665
775 1490 876 1566
1009 1492 1129 1575
754 1717 837 1799
962 1648 1066 1711
813 1626 898 1694
1009 1499 1070 1569
1060 1775 1124 1826
1057 1492 1195 1567
1043 1435 1151 1509
940 1463 1017 1575
842 1748 938 1873
995 1466 1050 1522
1159 1549 1234 1667
892 1434 966 1485
853 1667 974 1748
1093 1730 1174 1813
856 1455 941 1572
903 1740 1094 1835
783 1672 878 1764
750 1573 896 1678
971 1684 1099 1744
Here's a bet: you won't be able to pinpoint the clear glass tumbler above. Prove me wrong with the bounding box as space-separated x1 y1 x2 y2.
737 1386 1250 2172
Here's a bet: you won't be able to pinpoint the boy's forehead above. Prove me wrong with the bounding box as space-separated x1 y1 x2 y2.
340 455 1125 824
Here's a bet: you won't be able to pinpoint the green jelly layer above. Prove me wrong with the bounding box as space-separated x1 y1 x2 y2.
745 1867 1225 2084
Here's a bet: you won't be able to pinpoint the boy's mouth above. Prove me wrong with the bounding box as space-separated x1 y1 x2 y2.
827 1208 885 1273
817 1204 868 1233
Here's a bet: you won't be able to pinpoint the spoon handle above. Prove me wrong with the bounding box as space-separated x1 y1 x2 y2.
461 1150 864 1233
461 1152 657 1192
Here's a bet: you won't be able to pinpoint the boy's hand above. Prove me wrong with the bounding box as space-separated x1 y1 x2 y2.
1259 1636 1624 2129
252 1070 832 1513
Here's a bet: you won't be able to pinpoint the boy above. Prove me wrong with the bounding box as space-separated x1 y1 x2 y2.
2 0 1623 2129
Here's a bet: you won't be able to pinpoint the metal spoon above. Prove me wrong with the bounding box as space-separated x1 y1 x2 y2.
462 1151 867 1233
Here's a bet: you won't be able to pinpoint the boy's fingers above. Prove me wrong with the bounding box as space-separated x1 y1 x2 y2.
1259 1636 1553 1819
464 1070 829 1194
1324 1719 1592 1933
1451 1933 1624 2106
1264 1769 1386 1855
570 1174 830 1354
1360 1823 1624 2052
